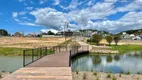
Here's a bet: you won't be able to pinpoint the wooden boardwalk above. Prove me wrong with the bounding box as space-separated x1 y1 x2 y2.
27 51 70 67
1 51 72 80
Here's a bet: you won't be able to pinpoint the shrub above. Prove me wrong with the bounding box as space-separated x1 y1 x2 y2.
126 71 130 75
75 69 79 74
93 71 97 76
112 75 117 80
0 74 2 78
119 73 121 77
107 73 111 78
83 73 87 79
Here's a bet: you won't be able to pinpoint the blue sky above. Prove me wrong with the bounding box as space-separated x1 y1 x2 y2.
0 0 142 34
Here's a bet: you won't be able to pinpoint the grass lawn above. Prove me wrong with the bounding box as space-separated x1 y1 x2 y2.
111 45 142 53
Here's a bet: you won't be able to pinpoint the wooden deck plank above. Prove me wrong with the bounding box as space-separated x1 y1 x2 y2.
27 51 70 67
1 67 72 80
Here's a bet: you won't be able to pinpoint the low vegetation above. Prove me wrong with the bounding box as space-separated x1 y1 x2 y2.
111 45 142 53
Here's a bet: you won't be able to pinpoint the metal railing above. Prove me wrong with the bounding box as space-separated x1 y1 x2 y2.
23 47 49 67
23 45 89 67
69 45 89 67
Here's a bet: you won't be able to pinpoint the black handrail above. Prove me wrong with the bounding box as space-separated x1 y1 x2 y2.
23 45 89 67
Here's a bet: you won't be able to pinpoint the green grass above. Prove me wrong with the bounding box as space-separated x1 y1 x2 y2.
0 47 55 56
0 47 24 56
111 45 142 54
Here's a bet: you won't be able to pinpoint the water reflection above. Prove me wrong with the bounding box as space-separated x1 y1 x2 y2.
106 55 113 63
114 55 120 61
72 51 142 74
92 55 102 65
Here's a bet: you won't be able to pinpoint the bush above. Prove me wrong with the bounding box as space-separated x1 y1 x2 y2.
107 73 111 78
75 69 79 74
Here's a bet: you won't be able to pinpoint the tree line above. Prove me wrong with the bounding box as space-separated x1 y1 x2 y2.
87 34 120 46
0 29 9 36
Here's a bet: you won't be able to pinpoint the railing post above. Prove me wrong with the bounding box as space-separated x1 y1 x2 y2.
32 49 34 62
59 46 61 52
40 48 42 58
45 47 47 55
23 50 25 67
69 50 71 67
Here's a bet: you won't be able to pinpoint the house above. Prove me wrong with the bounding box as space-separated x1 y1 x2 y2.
121 32 131 39
83 30 93 37
28 33 36 37
14 32 24 37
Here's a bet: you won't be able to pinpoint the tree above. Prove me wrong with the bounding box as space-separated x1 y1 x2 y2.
0 29 8 36
92 34 102 45
106 36 113 46
48 31 54 35
114 36 120 46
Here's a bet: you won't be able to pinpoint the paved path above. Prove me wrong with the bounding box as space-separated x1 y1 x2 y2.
77 41 92 51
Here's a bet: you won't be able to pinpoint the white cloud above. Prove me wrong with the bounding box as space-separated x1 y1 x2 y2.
14 0 142 33
41 29 58 33
19 22 37 26
117 0 142 12
39 0 47 4
19 11 27 15
26 7 34 10
12 12 18 18
54 0 60 5
30 8 67 30
17 0 25 2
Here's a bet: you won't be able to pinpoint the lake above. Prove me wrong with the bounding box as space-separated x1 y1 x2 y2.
72 51 142 74
0 56 32 72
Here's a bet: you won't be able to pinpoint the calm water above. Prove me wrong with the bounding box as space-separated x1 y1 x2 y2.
0 56 32 72
72 51 142 74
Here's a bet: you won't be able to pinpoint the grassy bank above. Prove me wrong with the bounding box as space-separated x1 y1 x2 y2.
111 45 142 53
0 47 24 56
0 47 55 56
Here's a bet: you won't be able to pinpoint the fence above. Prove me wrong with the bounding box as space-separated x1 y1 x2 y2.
23 45 89 67
69 45 89 67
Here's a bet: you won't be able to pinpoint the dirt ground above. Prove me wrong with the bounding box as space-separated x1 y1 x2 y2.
0 37 68 48
73 72 142 80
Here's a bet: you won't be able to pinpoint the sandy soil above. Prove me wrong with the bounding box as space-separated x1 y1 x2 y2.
73 72 142 80
0 37 69 48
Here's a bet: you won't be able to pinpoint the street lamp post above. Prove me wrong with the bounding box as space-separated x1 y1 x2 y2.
64 22 69 42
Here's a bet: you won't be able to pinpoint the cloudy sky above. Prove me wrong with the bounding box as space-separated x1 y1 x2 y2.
0 0 142 34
